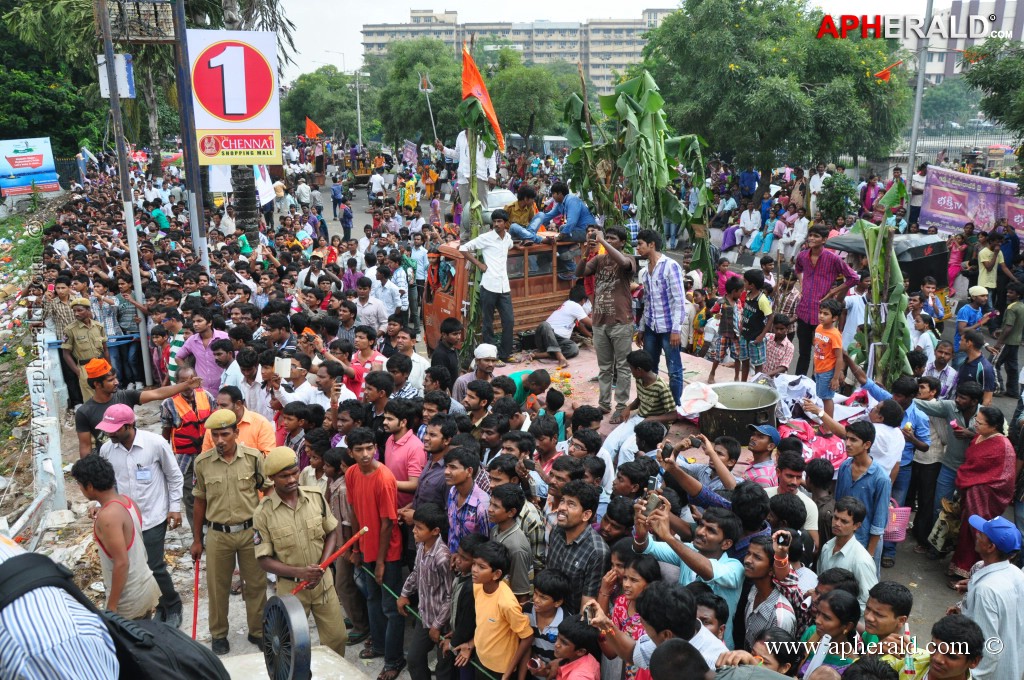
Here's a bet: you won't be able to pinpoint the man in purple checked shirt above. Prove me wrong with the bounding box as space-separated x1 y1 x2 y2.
175 307 229 389
793 226 860 376
637 228 687 404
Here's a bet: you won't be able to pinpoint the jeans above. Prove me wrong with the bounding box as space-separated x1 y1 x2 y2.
332 198 342 219
663 219 680 250
116 339 141 385
535 322 578 359
643 329 684 404
479 288 514 360
509 221 543 243
934 464 958 517
593 323 633 411
883 464 912 560
1015 501 1024 538
357 560 406 666
142 521 181 614
796 318 816 376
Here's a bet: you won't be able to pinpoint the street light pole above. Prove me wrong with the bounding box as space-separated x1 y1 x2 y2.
907 0 935 175
356 70 363 148
95 0 153 385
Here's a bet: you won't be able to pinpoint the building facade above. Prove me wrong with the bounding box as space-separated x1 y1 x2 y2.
362 9 674 93
900 0 1023 84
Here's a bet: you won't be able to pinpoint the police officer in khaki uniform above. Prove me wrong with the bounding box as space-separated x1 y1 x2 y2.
189 409 268 656
61 298 110 402
253 446 349 657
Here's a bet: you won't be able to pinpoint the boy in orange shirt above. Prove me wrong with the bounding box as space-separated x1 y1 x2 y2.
813 298 844 418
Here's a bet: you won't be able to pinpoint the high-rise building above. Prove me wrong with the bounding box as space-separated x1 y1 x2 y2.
899 0 1023 84
362 9 675 93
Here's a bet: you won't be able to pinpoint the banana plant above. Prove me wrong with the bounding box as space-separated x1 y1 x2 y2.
849 218 911 384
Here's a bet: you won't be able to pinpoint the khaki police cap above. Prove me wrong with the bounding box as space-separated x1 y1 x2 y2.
265 446 299 477
205 409 238 430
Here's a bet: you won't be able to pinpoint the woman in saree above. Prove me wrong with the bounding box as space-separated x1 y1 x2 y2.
950 405 1017 578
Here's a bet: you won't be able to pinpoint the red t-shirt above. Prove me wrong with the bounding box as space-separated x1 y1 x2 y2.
345 463 403 563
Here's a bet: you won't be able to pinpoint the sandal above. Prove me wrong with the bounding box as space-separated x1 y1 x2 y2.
609 409 625 425
359 648 384 660
378 659 407 680
912 544 931 554
881 557 895 568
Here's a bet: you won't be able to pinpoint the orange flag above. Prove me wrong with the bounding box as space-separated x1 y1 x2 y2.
305 117 323 138
873 60 903 82
461 44 504 151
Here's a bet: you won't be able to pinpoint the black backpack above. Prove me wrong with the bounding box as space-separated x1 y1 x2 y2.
0 552 230 680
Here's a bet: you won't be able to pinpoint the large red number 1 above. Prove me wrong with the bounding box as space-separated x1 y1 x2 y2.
208 45 247 116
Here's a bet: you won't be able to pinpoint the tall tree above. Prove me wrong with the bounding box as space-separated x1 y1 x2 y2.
643 0 910 182
489 51 560 150
372 38 462 149
960 38 1024 172
920 77 978 127
280 66 359 141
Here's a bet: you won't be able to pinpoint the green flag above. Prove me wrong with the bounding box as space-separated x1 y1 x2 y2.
875 179 907 218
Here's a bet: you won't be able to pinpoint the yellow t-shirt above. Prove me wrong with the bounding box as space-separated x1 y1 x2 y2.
473 581 533 672
978 247 1003 289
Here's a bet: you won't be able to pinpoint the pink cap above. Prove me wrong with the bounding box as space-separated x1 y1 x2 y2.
95 404 136 433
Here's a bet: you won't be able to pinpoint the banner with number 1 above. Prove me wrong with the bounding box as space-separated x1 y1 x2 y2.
187 30 282 165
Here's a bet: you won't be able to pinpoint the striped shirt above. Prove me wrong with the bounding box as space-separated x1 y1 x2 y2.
167 331 186 383
400 538 452 630
42 296 76 337
924 361 957 400
641 254 687 334
90 297 122 338
0 536 119 679
794 248 859 325
637 377 676 418
446 484 491 554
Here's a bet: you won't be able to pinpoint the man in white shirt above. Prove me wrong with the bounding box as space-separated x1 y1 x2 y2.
817 496 878 609
808 163 830 216
842 272 871 349
435 131 496 239
369 170 386 199
781 207 809 262
459 209 515 361
271 361 355 410
96 404 184 627
909 164 927 225
294 177 311 208
533 287 592 368
739 202 762 251
219 206 236 237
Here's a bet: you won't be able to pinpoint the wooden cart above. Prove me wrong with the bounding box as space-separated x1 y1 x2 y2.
422 240 580 353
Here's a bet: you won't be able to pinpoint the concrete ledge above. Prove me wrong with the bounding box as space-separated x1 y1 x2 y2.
218 645 366 680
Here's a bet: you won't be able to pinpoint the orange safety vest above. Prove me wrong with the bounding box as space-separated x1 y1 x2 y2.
171 391 212 456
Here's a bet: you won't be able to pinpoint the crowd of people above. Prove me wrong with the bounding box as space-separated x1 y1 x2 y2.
21 138 1024 680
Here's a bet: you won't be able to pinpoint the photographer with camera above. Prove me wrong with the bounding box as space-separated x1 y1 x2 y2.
631 457 746 645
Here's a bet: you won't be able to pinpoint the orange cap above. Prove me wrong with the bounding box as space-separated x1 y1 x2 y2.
84 358 113 379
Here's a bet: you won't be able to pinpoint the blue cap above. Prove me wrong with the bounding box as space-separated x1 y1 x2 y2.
747 424 781 446
968 515 1022 553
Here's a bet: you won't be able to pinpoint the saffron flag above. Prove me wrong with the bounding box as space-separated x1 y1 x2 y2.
873 60 903 82
461 45 504 151
305 117 323 138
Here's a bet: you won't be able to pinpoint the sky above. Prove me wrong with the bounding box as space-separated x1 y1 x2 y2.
281 0 932 82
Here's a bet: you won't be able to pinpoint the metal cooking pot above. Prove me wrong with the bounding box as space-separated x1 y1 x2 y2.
699 382 779 441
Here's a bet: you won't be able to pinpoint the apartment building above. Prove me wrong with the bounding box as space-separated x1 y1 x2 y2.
899 0 1023 84
362 9 674 92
